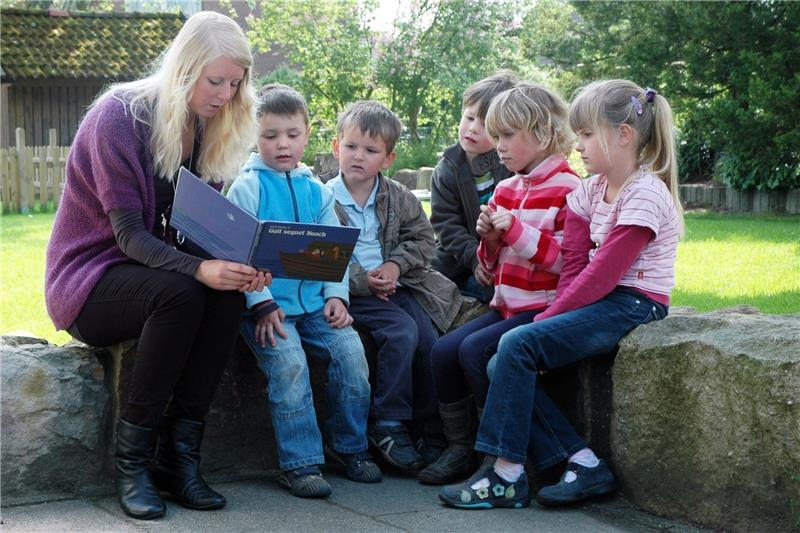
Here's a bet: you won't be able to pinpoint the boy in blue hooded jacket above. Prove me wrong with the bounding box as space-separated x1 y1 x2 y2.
227 84 380 499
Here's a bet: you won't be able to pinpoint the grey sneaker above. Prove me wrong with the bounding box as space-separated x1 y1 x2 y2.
280 466 331 498
324 444 382 483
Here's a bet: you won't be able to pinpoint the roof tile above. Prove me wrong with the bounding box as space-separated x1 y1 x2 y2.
1 8 185 81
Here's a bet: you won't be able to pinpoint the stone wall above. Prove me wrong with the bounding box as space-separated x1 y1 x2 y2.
611 306 800 533
2 306 798 532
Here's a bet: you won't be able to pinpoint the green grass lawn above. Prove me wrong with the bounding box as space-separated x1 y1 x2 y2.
1 211 798 346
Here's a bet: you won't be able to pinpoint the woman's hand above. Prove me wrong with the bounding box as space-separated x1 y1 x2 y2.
195 260 270 291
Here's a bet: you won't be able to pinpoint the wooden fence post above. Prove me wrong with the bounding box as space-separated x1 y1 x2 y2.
46 129 59 209
50 130 67 211
15 128 31 214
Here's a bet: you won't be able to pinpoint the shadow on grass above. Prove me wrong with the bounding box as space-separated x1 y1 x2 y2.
670 288 800 315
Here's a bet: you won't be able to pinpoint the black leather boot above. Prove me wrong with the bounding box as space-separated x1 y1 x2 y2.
152 416 226 510
115 419 166 520
417 396 480 485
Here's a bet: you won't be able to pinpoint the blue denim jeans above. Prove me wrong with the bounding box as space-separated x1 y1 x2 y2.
475 288 667 469
241 309 370 471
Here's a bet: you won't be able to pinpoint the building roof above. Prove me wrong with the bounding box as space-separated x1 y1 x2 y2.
0 8 185 82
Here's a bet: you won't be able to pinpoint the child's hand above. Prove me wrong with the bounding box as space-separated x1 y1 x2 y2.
254 308 287 348
368 262 399 301
490 208 514 233
324 298 354 328
474 263 494 286
477 204 502 241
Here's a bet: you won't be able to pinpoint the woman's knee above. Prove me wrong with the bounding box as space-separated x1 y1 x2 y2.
155 274 206 317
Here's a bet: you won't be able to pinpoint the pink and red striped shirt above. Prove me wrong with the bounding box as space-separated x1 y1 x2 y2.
477 155 581 318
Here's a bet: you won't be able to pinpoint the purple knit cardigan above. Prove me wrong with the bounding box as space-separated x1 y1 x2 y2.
46 91 159 330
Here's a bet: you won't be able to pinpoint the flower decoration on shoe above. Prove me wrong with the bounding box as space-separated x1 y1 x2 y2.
439 466 530 510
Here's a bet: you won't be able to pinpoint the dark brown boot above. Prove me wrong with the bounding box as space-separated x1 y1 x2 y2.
417 397 480 485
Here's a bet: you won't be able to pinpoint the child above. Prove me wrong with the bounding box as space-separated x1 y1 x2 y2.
227 84 381 499
324 100 462 473
420 82 581 485
429 70 517 304
439 79 684 509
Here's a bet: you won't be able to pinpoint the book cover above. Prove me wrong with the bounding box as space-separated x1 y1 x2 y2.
170 167 359 282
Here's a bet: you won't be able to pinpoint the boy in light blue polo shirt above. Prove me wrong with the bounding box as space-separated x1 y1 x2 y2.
324 100 462 474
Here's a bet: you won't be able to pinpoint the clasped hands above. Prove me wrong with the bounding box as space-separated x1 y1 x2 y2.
476 204 513 241
368 261 400 301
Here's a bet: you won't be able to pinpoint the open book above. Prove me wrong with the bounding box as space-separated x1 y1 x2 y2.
170 167 359 282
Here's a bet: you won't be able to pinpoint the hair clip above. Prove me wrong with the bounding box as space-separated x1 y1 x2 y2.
631 95 643 116
645 88 657 103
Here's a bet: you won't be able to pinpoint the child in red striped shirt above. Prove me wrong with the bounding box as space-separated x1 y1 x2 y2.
421 82 580 485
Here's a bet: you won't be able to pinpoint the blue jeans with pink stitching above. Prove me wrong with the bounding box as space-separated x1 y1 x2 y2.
476 288 667 470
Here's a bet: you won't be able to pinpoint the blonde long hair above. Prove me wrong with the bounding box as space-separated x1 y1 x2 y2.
570 79 684 232
103 11 256 182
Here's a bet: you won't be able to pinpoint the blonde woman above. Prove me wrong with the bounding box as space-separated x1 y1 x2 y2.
45 11 267 520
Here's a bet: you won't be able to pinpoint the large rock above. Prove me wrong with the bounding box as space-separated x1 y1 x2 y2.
4 304 797 532
390 169 418 190
102 338 279 482
416 167 434 190
0 335 277 504
0 336 110 504
611 306 800 533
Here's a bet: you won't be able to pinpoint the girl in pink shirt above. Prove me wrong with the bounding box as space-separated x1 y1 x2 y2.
439 79 683 510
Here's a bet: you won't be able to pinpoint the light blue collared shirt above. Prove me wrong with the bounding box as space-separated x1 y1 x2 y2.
327 174 383 271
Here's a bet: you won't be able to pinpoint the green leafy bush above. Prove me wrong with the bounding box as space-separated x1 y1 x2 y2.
389 137 446 176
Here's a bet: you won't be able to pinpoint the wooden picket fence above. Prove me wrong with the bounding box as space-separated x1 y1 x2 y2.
1 128 69 214
1 130 798 215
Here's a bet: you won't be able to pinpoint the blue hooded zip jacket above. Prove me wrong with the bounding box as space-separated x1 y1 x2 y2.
227 152 350 315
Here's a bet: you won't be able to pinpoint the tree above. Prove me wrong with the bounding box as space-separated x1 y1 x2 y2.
523 0 800 190
247 0 378 150
246 0 528 165
375 0 523 142
0 0 115 10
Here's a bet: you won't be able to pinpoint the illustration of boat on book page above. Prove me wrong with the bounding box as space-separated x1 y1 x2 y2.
252 222 359 282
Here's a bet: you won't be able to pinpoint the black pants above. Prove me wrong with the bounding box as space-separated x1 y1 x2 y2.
69 264 245 427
